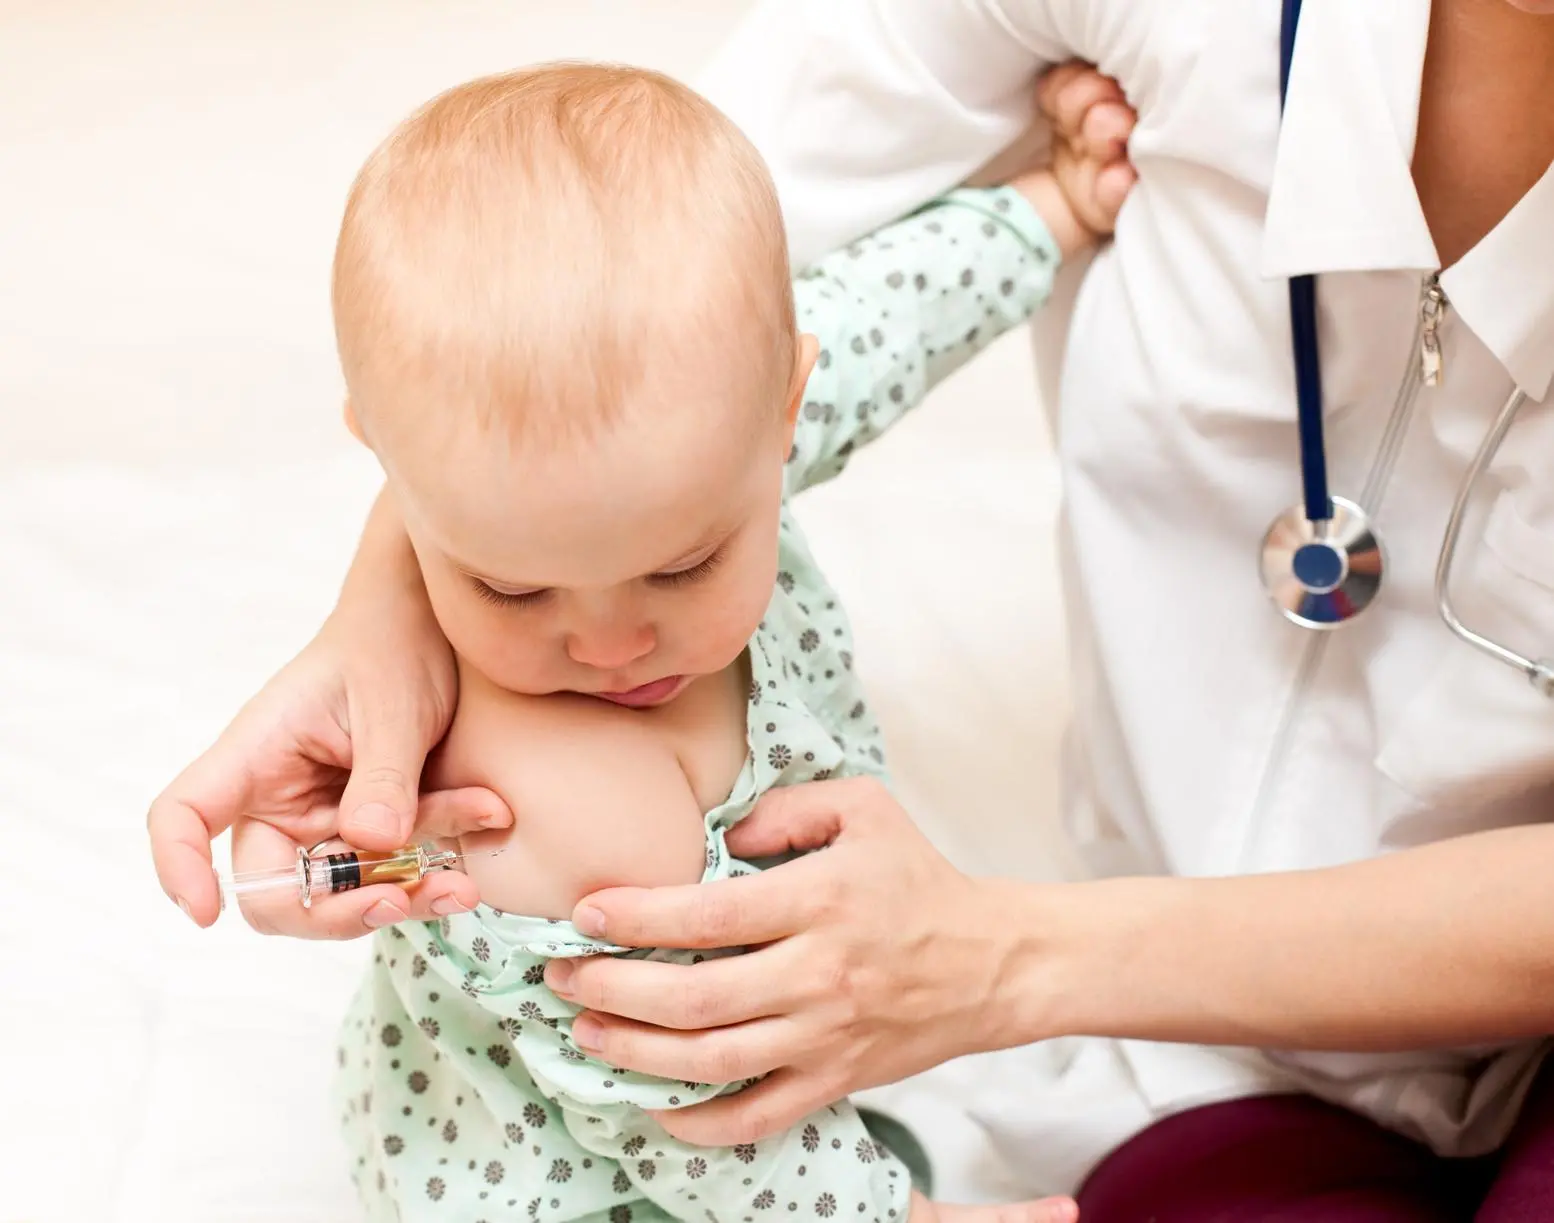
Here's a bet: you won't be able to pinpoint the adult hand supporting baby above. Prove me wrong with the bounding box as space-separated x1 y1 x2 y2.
545 777 1057 1146
148 487 513 936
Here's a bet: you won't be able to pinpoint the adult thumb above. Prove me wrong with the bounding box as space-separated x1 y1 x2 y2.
337 707 427 850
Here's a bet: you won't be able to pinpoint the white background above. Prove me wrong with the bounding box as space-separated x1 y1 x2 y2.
0 3 1073 1219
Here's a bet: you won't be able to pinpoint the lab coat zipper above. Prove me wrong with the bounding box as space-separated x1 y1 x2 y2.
1419 274 1447 387
1359 275 1446 513
1237 274 1447 870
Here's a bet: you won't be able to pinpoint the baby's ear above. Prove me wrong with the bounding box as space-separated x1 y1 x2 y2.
342 397 366 443
784 333 820 430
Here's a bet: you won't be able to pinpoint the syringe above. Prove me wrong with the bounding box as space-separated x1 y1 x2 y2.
217 842 498 913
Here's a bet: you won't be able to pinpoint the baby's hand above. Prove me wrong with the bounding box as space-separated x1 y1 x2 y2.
1009 62 1137 256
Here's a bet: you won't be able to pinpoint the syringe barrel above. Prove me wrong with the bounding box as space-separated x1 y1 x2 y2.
314 847 424 893
219 844 449 915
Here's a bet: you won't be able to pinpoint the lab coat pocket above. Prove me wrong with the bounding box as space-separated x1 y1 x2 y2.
1374 493 1554 818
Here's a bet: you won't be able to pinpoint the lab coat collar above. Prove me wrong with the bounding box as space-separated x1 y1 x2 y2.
1439 166 1554 403
1260 0 1554 401
1260 0 1436 279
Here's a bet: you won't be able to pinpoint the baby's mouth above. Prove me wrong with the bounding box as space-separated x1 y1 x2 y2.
592 675 687 708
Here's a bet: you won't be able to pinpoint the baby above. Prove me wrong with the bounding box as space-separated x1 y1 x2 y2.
327 63 1130 1223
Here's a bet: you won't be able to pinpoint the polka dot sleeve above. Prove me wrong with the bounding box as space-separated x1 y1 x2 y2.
783 185 1061 496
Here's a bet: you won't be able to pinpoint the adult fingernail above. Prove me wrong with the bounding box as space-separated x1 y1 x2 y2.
545 961 575 996
573 906 605 938
364 901 407 929
349 802 400 838
431 895 469 916
572 1013 603 1053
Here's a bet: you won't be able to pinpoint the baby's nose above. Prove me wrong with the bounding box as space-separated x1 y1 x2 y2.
564 621 656 671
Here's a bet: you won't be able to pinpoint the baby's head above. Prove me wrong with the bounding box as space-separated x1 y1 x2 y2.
333 64 815 706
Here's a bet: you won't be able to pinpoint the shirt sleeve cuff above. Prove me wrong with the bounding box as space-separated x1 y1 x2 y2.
937 185 1064 274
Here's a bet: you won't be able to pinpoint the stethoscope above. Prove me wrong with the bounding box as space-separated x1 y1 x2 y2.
1256 0 1553 697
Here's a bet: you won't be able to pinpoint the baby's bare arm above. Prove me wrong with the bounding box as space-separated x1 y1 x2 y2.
1010 65 1136 257
428 664 708 921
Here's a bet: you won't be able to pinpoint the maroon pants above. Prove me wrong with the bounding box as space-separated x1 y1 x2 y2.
1076 1062 1554 1222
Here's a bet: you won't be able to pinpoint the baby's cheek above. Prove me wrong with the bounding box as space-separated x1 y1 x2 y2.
426 583 552 691
684 564 775 673
448 619 532 682
454 629 558 695
424 581 495 660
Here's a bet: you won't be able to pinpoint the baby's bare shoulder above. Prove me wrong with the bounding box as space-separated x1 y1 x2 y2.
431 664 708 921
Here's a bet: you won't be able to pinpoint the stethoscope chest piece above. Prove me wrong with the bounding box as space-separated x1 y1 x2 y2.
1260 496 1385 629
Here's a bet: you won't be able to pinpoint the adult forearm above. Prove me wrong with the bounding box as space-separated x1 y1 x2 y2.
335 484 430 618
988 823 1554 1054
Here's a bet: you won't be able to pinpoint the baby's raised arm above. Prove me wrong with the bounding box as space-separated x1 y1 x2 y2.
782 66 1135 497
783 185 1063 495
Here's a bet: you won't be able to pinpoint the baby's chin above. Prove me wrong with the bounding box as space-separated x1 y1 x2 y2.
461 649 750 708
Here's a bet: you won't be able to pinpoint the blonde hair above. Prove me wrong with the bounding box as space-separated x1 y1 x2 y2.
332 63 795 450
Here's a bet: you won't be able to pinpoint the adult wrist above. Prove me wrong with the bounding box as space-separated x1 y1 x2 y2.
971 873 1173 1050
966 877 1069 1052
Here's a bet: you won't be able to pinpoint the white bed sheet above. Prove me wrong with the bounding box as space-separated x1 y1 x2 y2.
0 4 1075 1220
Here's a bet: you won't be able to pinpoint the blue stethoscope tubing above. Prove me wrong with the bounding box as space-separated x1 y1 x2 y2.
1259 0 1388 628
1280 0 1329 527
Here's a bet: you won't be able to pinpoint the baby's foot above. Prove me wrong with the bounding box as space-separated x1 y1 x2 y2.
909 1189 1078 1223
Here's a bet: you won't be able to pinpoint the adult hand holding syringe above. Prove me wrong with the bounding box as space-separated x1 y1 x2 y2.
147 552 514 938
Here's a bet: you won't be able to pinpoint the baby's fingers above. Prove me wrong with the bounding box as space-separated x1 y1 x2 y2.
1081 99 1135 162
1038 61 1126 143
1095 160 1138 220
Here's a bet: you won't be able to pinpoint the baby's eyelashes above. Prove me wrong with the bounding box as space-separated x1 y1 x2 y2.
470 577 550 609
467 548 730 608
647 547 727 589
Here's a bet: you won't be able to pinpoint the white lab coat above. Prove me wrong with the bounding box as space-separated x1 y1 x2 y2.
697 0 1554 1195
